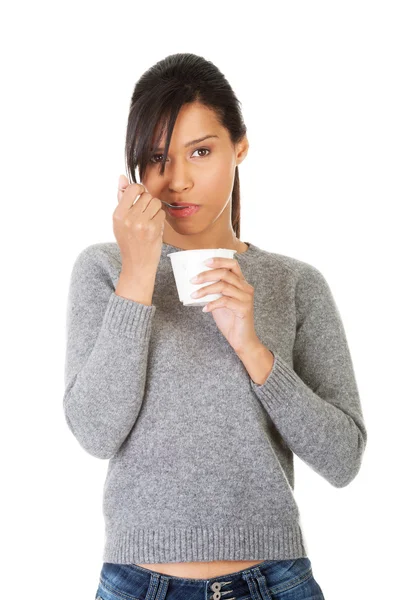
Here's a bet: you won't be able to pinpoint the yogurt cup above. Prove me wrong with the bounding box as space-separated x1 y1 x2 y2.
167 248 237 306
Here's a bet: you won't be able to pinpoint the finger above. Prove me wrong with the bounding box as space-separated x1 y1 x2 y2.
192 268 243 290
115 181 147 216
117 174 130 203
197 268 249 291
203 296 248 318
192 280 250 302
117 174 148 205
203 257 246 280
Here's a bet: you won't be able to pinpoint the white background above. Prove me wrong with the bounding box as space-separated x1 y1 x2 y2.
1 1 399 599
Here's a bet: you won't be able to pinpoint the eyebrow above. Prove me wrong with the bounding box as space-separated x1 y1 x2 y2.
151 134 219 152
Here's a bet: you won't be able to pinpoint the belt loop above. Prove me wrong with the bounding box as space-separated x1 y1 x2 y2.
154 575 169 600
241 570 262 600
251 566 273 600
242 567 273 600
144 572 170 600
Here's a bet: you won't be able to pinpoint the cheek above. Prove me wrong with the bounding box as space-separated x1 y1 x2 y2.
204 159 233 190
141 173 161 195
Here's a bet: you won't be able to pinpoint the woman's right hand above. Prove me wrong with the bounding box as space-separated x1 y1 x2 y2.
113 174 166 275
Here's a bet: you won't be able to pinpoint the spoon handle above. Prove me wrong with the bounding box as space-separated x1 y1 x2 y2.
119 186 185 209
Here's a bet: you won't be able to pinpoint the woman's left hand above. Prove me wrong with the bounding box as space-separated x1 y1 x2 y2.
190 256 260 355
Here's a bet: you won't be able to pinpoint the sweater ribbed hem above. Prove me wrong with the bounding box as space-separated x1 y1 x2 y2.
249 351 303 410
103 292 156 338
102 523 307 563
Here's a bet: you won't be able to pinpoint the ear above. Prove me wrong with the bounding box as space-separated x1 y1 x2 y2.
235 135 249 166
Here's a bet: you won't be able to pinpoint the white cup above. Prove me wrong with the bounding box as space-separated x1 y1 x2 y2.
167 248 237 306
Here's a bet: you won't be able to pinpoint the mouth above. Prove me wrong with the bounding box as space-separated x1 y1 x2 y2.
166 204 201 218
170 202 199 208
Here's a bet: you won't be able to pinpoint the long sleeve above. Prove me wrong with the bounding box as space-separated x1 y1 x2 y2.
250 263 368 488
63 244 157 459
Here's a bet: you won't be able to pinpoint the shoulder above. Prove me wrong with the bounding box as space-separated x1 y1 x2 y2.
250 245 334 317
68 242 122 288
71 242 121 270
268 251 335 315
252 245 326 284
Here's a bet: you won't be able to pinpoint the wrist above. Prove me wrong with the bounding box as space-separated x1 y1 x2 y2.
116 270 155 305
236 338 264 359
237 341 275 385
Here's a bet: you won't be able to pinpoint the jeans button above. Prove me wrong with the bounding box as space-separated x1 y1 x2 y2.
211 581 222 599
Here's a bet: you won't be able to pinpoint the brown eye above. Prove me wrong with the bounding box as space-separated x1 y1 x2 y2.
193 148 211 157
149 154 164 164
149 147 211 164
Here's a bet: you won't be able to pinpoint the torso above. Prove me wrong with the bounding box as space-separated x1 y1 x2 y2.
134 559 267 578
136 240 252 580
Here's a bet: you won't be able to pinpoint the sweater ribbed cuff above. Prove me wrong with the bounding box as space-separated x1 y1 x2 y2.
102 292 156 338
250 351 303 410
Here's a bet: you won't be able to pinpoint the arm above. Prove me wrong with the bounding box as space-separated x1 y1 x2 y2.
242 264 368 488
63 244 157 459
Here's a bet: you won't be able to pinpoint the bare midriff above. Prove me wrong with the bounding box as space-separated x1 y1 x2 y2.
134 559 267 578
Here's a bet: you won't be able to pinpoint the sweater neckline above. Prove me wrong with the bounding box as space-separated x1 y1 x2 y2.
161 241 257 261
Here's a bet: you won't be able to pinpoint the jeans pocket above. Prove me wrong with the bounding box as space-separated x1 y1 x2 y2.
268 558 324 599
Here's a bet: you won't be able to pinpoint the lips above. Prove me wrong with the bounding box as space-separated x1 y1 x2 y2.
167 204 201 217
171 202 199 207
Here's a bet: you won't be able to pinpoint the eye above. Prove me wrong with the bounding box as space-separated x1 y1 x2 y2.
192 147 210 158
149 147 211 164
149 154 163 164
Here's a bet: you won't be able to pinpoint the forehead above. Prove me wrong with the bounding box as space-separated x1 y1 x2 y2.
151 102 225 147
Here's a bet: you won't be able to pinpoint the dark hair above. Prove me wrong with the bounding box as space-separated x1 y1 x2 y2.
124 53 247 239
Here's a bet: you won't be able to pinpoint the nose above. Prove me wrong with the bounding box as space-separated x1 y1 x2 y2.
166 160 193 193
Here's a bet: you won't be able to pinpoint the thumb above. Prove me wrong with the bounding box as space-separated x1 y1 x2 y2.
118 174 129 190
117 174 130 203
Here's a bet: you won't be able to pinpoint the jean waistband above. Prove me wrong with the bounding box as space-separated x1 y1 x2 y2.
99 557 311 600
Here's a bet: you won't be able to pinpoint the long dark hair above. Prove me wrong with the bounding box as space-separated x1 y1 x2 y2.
124 53 247 239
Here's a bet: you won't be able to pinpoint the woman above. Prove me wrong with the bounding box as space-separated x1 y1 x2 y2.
63 53 367 600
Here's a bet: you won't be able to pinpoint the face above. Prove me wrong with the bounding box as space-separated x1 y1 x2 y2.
141 101 249 247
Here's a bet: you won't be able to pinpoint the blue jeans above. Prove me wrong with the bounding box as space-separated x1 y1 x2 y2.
95 557 325 599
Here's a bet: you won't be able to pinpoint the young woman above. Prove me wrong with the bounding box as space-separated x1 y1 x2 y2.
64 53 367 600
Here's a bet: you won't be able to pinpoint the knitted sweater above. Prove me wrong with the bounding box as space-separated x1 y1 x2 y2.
63 240 367 564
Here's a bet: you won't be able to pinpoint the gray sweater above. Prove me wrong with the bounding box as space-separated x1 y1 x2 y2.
63 240 367 564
